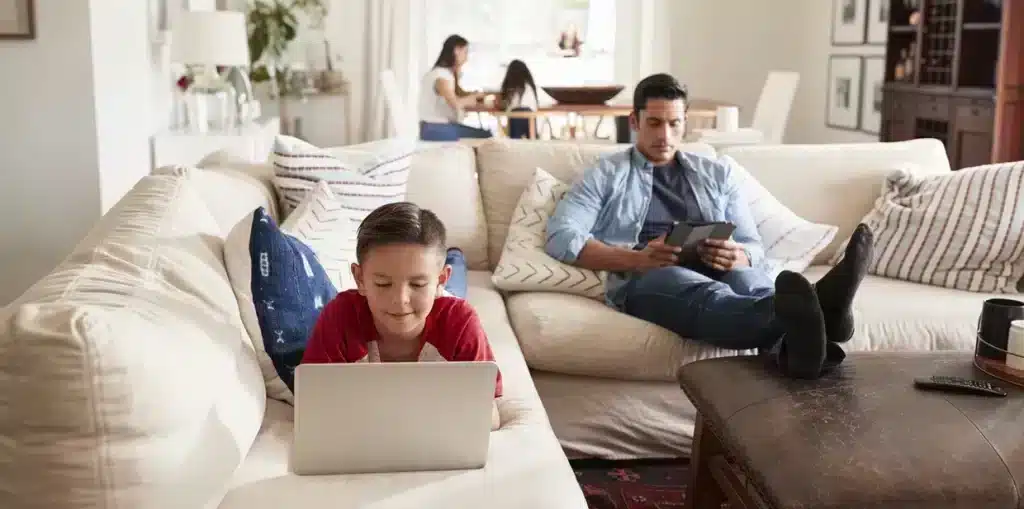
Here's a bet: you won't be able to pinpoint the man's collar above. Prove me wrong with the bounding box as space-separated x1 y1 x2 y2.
630 146 684 171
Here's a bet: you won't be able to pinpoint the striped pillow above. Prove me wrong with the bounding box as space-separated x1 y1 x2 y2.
271 135 414 219
720 155 839 276
280 181 357 292
830 161 1024 293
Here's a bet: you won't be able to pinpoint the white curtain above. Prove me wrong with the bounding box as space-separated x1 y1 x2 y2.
613 0 671 96
352 0 423 144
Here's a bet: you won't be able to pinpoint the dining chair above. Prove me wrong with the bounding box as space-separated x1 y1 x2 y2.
379 69 418 140
749 71 800 144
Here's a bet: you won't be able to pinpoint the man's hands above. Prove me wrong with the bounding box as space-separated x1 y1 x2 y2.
634 234 681 271
697 238 749 271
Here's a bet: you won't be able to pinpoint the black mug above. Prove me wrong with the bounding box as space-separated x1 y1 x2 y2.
977 298 1024 361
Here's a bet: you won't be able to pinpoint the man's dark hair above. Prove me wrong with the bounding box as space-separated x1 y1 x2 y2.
356 202 447 263
632 73 689 115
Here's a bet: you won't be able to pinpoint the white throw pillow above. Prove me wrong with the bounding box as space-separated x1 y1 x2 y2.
830 161 1024 293
720 155 838 276
280 181 358 292
272 134 415 219
492 167 607 300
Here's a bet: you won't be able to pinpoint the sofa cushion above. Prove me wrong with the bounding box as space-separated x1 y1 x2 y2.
404 143 490 271
476 139 717 268
801 266 999 352
508 264 988 382
720 138 951 263
506 291 747 383
217 272 588 509
492 167 606 300
0 174 265 509
224 205 338 404
721 155 838 275
830 161 1024 293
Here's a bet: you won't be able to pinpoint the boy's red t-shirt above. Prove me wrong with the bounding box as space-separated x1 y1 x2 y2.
302 290 503 398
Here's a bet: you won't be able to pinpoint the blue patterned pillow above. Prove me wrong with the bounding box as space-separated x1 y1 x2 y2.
225 206 338 403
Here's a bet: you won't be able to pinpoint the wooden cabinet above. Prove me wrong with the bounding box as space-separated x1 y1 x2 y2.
880 0 1023 169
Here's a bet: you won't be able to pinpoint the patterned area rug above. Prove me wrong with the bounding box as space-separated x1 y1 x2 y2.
570 458 691 509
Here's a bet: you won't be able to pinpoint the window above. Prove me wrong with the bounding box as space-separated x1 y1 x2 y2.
423 0 616 91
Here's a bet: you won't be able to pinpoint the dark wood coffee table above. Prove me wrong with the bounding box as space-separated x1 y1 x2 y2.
677 352 1024 509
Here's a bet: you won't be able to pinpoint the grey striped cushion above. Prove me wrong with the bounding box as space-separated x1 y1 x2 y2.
831 161 1024 293
271 135 414 220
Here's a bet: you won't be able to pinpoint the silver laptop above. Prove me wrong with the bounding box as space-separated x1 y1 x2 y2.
291 361 499 475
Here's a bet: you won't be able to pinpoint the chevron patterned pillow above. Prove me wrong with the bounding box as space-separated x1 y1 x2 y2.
492 167 607 300
280 181 358 292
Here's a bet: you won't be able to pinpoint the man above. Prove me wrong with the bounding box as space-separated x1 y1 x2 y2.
544 73 874 379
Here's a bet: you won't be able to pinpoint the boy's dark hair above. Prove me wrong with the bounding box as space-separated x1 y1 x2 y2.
356 202 447 263
632 73 689 115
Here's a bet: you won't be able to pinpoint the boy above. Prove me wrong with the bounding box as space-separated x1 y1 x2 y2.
302 202 503 430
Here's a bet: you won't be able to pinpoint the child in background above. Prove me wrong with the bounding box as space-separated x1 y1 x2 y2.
499 59 540 139
302 202 502 430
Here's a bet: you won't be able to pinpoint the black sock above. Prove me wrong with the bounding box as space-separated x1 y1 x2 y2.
773 270 828 380
815 223 874 343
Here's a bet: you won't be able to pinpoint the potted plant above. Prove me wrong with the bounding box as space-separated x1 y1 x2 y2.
246 0 327 97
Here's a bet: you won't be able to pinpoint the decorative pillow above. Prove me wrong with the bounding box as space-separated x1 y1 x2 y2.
830 161 1024 293
280 181 357 292
719 155 839 276
224 206 338 403
492 167 607 300
272 135 414 219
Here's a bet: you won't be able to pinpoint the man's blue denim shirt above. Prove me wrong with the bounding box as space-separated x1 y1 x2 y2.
544 147 765 308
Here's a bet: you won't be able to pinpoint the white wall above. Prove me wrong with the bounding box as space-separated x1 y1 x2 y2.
0 0 163 304
671 0 884 144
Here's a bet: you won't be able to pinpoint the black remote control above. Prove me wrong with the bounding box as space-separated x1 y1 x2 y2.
913 375 1007 397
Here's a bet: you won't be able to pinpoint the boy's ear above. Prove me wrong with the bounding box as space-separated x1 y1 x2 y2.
351 263 365 295
437 264 452 290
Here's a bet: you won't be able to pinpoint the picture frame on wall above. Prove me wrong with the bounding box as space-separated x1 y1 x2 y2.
859 56 885 135
866 0 890 45
831 0 868 45
0 0 35 40
826 55 864 131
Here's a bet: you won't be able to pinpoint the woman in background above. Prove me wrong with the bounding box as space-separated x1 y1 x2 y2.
418 34 493 141
499 59 540 139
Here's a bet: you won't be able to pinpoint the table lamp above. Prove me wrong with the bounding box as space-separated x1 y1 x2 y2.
171 10 251 133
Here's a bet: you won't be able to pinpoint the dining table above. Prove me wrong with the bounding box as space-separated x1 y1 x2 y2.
465 98 734 142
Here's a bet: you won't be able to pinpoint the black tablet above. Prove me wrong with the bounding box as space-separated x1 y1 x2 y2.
665 221 736 263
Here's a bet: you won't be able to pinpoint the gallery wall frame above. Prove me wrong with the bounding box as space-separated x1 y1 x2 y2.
865 0 890 45
859 56 885 134
0 0 35 40
831 0 868 45
826 55 865 131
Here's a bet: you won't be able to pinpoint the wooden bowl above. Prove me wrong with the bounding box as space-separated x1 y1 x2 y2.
542 85 625 105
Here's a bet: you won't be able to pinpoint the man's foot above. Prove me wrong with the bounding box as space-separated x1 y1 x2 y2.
815 224 874 343
774 270 828 380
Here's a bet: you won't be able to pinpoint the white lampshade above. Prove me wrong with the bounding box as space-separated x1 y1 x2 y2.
171 11 249 67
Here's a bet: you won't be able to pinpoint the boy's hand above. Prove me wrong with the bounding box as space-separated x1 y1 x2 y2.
491 403 501 431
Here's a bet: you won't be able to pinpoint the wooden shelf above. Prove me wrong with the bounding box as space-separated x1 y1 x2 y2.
963 22 1002 30
880 0 1022 169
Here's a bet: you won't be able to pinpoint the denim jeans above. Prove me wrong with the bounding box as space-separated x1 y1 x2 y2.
507 107 536 139
444 248 468 299
622 266 781 350
420 121 492 141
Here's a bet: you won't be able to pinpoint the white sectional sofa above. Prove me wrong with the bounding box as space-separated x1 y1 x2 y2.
0 137 991 509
